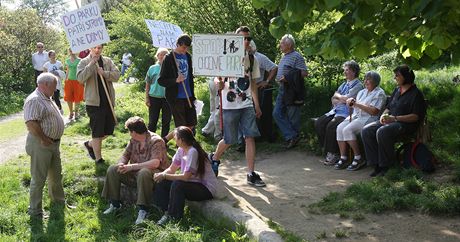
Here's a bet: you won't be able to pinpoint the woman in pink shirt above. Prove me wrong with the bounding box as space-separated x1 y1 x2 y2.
153 126 218 225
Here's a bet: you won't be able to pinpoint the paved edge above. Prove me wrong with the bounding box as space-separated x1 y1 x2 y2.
188 200 283 242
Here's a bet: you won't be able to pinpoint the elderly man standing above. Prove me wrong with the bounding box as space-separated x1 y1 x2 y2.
24 73 65 217
272 34 308 149
77 44 120 164
101 116 170 225
31 42 49 84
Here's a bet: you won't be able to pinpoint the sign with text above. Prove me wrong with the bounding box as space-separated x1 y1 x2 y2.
60 2 109 53
145 19 183 49
192 34 244 77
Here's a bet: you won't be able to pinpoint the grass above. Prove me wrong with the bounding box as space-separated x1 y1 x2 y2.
309 167 460 217
267 219 307 242
0 82 253 241
0 118 26 143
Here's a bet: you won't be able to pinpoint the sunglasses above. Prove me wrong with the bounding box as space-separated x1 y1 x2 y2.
244 37 252 41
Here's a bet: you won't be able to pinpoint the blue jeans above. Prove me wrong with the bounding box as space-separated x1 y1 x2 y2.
273 85 301 141
121 64 130 76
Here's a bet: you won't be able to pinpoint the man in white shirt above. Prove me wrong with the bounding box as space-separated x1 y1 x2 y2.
32 42 49 85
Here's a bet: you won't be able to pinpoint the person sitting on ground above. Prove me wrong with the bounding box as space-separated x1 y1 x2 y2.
334 71 387 170
315 60 363 165
361 65 426 177
153 126 218 226
101 116 170 225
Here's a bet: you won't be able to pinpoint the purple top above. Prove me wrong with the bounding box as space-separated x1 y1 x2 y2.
172 147 219 197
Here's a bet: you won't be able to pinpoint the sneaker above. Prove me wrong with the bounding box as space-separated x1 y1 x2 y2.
84 141 96 160
208 153 220 177
96 158 105 164
324 154 340 166
334 159 350 170
157 214 173 226
286 136 300 149
247 172 266 187
68 112 74 120
135 209 148 225
347 158 366 171
103 203 121 215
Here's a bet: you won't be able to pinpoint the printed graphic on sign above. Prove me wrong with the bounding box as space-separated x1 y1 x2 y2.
192 34 244 78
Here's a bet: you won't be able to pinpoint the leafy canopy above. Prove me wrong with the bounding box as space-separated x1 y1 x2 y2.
253 0 460 68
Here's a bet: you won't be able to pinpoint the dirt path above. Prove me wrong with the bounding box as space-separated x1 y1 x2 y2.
217 150 460 242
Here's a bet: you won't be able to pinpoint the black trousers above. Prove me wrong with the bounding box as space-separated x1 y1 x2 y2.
257 87 274 142
314 115 345 154
52 90 62 110
148 96 171 137
361 121 416 168
153 180 213 219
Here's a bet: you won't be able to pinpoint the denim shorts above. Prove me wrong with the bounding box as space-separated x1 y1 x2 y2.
223 107 260 144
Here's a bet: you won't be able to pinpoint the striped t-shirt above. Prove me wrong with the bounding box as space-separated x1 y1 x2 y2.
276 50 307 81
24 89 64 139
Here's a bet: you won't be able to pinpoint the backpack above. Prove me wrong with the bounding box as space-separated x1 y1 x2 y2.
398 141 436 172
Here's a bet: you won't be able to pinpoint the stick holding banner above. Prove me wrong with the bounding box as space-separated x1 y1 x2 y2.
145 19 192 108
61 2 116 123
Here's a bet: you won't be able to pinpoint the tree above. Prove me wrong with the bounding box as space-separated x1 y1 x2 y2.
253 0 460 68
21 0 67 24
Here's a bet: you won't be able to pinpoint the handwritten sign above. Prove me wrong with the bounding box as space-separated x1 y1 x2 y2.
192 34 244 77
145 20 183 49
60 2 109 53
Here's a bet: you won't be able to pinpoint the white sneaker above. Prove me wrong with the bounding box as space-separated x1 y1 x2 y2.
135 209 148 225
103 204 121 215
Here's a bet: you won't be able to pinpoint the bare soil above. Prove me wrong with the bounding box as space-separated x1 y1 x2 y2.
217 150 460 242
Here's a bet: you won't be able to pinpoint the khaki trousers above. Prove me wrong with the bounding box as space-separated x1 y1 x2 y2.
25 134 65 216
101 165 155 206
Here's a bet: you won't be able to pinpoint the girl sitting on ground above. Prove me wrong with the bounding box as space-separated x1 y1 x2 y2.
153 126 218 225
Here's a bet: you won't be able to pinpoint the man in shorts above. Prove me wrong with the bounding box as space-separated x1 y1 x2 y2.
158 34 197 142
77 44 120 163
208 34 266 187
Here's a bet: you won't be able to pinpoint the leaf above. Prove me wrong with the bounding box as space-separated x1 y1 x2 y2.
281 0 311 23
325 0 341 10
409 48 423 60
424 44 442 60
352 40 374 59
432 35 452 50
269 16 287 39
406 37 423 50
402 48 411 58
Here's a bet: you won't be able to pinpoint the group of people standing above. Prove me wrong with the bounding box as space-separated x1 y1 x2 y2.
23 25 426 228
31 42 87 119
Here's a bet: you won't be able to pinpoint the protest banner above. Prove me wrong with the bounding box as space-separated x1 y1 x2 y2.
192 34 244 77
145 19 183 49
61 2 110 53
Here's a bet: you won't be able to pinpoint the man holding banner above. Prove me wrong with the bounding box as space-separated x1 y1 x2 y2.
158 34 197 141
77 44 120 163
208 42 267 187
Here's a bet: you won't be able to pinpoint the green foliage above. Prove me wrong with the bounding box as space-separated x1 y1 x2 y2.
0 7 65 116
20 0 67 24
255 0 460 67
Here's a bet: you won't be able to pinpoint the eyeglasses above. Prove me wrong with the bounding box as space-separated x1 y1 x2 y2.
244 37 252 41
37 46 43 48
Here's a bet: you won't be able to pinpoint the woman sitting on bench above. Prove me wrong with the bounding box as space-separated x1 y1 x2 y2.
335 71 387 171
361 65 427 177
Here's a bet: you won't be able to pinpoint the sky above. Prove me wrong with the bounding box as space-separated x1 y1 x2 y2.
4 0 81 11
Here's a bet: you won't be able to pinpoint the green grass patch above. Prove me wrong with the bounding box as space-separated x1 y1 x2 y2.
267 219 307 242
309 168 460 216
0 81 255 241
0 118 27 143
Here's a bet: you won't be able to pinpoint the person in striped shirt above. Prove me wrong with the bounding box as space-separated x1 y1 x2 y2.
24 72 65 217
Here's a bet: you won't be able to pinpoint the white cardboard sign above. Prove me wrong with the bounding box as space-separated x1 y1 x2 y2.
60 2 110 53
145 19 183 49
192 34 244 77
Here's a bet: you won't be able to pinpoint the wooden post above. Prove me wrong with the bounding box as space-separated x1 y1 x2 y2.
97 65 118 124
171 50 192 108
